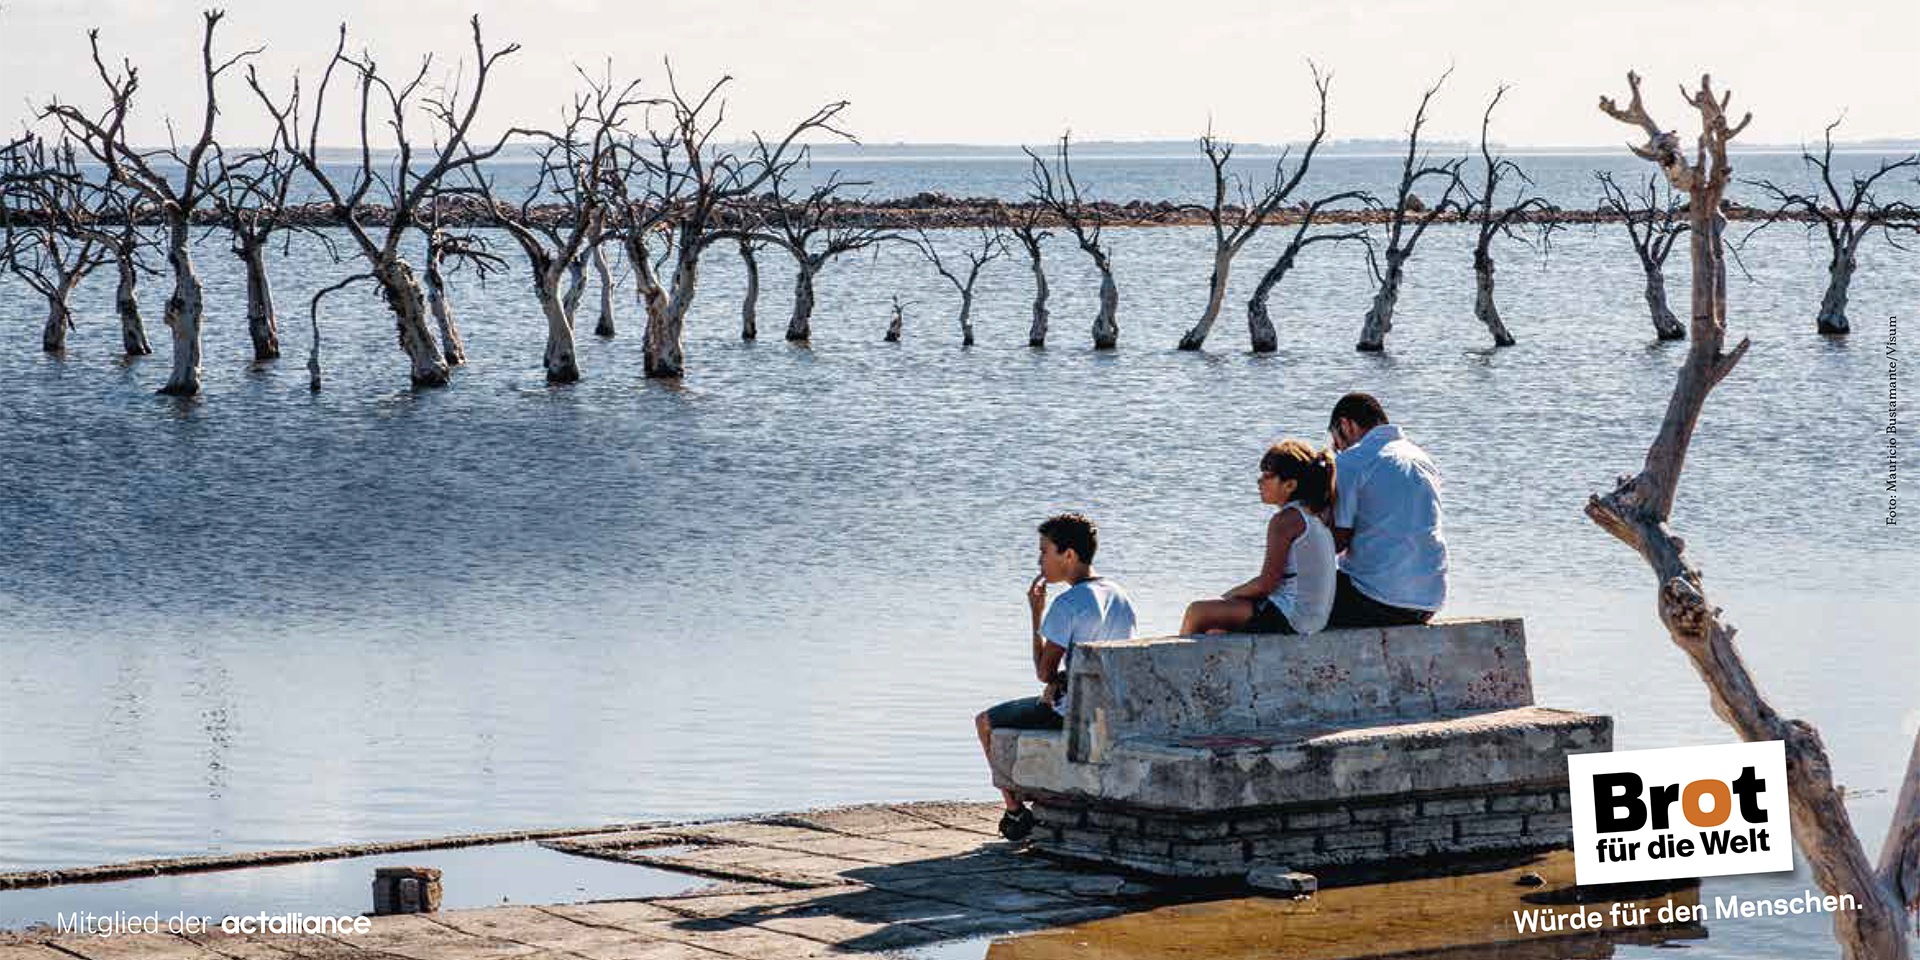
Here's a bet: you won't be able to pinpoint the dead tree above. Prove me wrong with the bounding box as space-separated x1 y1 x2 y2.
1 138 110 353
761 171 892 342
883 295 907 342
418 192 496 365
1025 134 1118 348
1462 85 1554 348
1595 171 1688 340
913 226 1007 346
1357 72 1465 352
44 11 258 394
1246 191 1373 353
1007 203 1050 346
477 72 641 383
97 189 157 356
1178 67 1334 351
589 223 617 338
1594 71 1919 960
213 145 303 363
737 235 763 341
1743 118 1919 335
609 65 852 378
249 16 520 388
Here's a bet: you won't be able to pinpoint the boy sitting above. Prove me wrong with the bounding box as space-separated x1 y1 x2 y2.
974 513 1137 841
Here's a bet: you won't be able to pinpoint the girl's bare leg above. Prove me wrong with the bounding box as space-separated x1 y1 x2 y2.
1181 597 1255 635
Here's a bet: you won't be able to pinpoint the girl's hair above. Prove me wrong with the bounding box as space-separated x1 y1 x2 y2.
1261 439 1337 512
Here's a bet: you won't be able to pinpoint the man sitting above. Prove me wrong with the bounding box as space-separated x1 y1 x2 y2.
974 513 1137 841
1325 392 1448 627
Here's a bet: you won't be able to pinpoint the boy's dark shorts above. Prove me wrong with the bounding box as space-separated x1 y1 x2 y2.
984 695 1064 730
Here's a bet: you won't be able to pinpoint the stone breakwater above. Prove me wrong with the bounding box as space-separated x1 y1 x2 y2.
0 192 1889 230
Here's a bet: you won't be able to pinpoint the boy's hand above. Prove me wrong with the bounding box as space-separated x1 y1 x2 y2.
1027 573 1048 619
1039 677 1066 707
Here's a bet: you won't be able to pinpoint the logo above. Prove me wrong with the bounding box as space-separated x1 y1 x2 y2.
1567 740 1793 884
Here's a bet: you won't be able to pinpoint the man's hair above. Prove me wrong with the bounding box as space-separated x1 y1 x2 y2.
1261 440 1338 512
1038 513 1098 564
1329 392 1389 431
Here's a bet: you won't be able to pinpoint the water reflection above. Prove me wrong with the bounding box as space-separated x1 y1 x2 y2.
968 853 1703 960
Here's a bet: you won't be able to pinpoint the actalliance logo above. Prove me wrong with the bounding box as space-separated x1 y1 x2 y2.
1568 740 1794 884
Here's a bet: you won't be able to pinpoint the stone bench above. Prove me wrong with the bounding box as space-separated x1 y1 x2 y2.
988 618 1610 879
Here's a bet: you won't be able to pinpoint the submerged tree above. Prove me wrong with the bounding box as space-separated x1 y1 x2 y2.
250 16 520 388
1462 85 1554 348
610 65 852 377
736 235 763 341
883 294 907 343
1594 71 1919 960
44 10 258 394
477 71 641 383
213 145 303 364
0 137 111 353
1025 133 1117 349
1178 66 1334 351
912 226 1007 346
1356 72 1465 352
419 193 497 365
1595 171 1688 340
1244 191 1373 353
1007 203 1051 347
762 171 892 342
1743 118 1918 335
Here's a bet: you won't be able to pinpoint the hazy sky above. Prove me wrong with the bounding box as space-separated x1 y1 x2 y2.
3 1 1915 149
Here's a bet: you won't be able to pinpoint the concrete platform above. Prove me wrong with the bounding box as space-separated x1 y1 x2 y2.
0 802 1700 960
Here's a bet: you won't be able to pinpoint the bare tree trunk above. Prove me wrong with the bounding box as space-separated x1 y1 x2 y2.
884 300 904 342
634 237 680 378
376 259 450 388
1026 249 1049 347
539 280 580 384
957 289 975 346
1090 250 1118 349
158 218 204 396
592 243 616 338
739 239 759 341
1644 265 1685 340
1472 248 1517 347
1246 253 1295 354
786 262 818 342
240 241 281 363
1358 254 1405 352
1178 249 1235 350
562 255 588 322
1816 252 1854 335
114 253 152 356
42 294 72 354
424 258 467 366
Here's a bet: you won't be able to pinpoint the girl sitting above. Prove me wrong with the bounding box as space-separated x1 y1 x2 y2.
1180 440 1338 636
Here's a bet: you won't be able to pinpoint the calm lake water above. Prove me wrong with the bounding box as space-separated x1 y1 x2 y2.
0 154 1914 956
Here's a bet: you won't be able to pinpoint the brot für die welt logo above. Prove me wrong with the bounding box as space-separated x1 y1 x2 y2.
1568 740 1793 884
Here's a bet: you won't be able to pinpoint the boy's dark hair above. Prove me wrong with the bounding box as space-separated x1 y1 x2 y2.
1038 513 1098 564
1261 440 1338 512
1329 392 1389 432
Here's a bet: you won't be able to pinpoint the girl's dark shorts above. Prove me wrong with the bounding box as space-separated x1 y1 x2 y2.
983 696 1064 730
1244 598 1299 634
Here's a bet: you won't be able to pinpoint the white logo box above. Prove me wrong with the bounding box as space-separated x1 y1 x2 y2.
1567 740 1794 885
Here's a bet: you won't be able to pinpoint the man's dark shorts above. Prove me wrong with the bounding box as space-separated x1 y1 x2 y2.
1327 571 1436 629
984 696 1063 730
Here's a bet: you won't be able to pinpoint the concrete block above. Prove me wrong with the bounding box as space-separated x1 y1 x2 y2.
1228 814 1286 837
1349 802 1418 823
1145 817 1232 840
1526 812 1573 837
1113 835 1171 858
1317 828 1387 850
1419 796 1486 817
1086 809 1139 832
1169 840 1247 865
1489 793 1556 813
1285 808 1351 830
1250 835 1319 858
1247 863 1317 894
1456 814 1526 837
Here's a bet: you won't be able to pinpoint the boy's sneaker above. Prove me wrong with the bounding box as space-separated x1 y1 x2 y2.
998 806 1035 842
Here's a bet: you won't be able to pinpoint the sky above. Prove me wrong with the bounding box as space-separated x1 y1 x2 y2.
1 0 1915 151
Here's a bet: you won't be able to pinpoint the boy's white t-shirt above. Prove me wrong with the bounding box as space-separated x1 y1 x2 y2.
1039 577 1137 716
